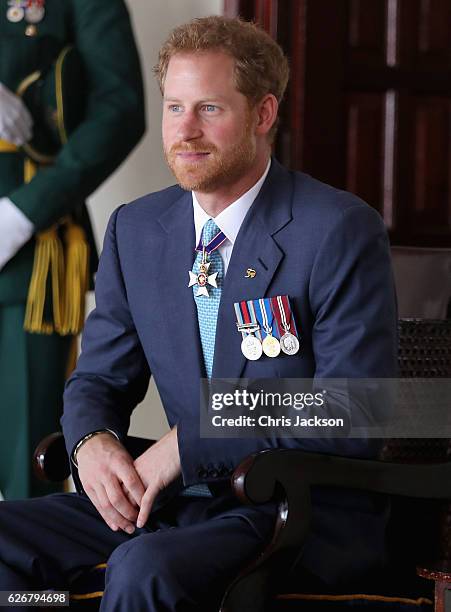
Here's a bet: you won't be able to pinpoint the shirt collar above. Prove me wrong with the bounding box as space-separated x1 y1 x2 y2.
192 159 271 246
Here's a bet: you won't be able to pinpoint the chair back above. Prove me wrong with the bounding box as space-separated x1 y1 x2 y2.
380 318 451 567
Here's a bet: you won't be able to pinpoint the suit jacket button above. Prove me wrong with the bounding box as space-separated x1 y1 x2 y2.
219 466 230 477
209 468 219 478
197 468 208 479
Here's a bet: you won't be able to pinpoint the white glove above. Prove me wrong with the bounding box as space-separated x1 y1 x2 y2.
0 82 33 146
0 197 34 271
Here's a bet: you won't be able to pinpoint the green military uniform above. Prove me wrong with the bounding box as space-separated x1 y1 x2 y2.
0 0 145 499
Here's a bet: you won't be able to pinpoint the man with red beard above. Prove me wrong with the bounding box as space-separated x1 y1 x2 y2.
0 16 397 611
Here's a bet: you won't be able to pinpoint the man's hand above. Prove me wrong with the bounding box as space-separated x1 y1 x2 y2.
0 83 33 146
76 432 146 534
134 427 181 528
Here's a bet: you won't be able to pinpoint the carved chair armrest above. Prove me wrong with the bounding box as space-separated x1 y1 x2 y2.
33 432 71 482
232 449 451 556
218 448 451 611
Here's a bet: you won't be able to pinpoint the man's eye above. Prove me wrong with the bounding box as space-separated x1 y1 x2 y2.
169 104 182 113
202 105 217 112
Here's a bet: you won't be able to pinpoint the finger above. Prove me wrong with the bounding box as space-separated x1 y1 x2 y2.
122 484 139 509
85 486 118 532
136 487 157 528
104 478 139 524
95 483 136 534
120 468 145 508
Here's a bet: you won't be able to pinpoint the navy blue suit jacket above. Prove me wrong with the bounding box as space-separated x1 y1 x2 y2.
62 158 397 584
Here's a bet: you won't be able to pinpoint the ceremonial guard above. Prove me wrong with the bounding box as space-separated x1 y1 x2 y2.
0 0 145 499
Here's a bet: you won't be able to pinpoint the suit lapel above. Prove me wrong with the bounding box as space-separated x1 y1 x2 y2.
213 159 294 379
157 191 205 382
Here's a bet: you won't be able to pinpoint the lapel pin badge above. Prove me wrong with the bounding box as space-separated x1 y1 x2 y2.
245 268 256 279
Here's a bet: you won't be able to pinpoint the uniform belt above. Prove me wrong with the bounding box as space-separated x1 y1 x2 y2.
0 139 19 153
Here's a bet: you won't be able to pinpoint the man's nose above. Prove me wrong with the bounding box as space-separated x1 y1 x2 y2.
176 110 202 141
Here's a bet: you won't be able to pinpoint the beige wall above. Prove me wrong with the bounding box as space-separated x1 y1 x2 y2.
85 0 223 440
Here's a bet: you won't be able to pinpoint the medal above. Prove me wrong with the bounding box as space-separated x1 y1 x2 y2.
271 295 300 356
255 298 280 357
262 334 281 357
280 332 300 356
7 6 24 21
188 225 226 298
234 302 262 360
241 335 263 360
7 0 45 25
188 253 218 297
25 4 45 23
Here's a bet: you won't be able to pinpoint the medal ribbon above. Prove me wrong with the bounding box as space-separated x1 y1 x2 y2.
8 0 44 8
247 301 262 341
270 295 299 338
254 298 274 339
234 300 260 340
234 303 245 340
195 226 227 255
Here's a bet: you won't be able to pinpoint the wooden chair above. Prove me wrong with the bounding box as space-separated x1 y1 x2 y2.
34 319 451 611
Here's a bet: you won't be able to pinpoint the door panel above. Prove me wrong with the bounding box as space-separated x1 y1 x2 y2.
225 0 451 246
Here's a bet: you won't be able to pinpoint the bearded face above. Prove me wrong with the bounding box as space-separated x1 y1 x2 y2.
164 114 256 193
162 52 259 195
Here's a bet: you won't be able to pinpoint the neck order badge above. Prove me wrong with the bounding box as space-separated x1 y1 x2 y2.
188 224 226 298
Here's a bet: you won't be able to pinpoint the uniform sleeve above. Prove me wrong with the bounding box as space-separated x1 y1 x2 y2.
8 0 145 230
62 206 151 458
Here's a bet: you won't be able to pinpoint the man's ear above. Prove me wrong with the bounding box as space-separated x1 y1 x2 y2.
255 94 279 137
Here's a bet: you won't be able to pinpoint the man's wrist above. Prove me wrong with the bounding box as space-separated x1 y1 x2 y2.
71 429 120 468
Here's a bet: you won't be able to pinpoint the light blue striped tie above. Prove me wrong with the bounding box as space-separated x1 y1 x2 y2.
192 219 224 378
180 219 224 498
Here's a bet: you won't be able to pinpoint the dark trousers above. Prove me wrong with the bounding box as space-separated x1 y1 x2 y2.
0 491 275 611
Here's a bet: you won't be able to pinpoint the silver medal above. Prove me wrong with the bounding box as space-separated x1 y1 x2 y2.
262 334 281 358
280 332 300 356
7 6 24 22
241 335 263 361
25 5 44 23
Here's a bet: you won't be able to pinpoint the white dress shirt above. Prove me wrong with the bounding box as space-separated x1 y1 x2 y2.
0 197 34 271
192 159 271 275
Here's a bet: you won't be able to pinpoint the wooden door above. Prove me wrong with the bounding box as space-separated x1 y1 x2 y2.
224 0 451 247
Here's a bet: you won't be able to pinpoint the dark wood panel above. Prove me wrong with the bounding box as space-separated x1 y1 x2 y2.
274 0 307 168
345 93 385 216
346 66 451 95
413 98 450 219
225 0 451 246
253 0 278 36
417 0 451 68
347 0 388 67
398 0 451 70
393 94 451 244
297 0 348 186
224 0 254 20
